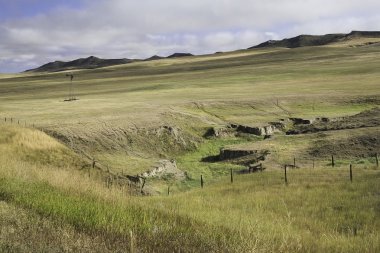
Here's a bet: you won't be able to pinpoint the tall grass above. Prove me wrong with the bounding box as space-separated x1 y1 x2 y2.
1 125 380 252
1 162 379 252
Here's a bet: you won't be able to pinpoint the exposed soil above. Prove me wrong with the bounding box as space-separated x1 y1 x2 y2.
201 148 269 166
309 131 380 158
288 107 380 135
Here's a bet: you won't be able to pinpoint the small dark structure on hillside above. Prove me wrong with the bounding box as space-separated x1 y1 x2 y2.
64 73 79 102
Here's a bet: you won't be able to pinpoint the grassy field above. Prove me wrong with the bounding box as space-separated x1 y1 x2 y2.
1 43 379 175
0 124 379 252
0 40 380 251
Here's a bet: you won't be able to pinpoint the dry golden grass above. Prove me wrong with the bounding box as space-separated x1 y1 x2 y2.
0 124 379 252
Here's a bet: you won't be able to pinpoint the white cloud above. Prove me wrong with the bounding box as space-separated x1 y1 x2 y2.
1 0 380 72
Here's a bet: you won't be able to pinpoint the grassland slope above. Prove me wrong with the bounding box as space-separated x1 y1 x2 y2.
0 35 380 193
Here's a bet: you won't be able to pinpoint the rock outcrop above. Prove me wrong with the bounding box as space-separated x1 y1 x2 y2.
204 126 235 138
140 160 186 180
206 122 284 138
233 124 280 136
289 118 314 125
219 149 257 160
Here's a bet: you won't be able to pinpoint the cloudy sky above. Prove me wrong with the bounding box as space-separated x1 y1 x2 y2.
0 0 379 73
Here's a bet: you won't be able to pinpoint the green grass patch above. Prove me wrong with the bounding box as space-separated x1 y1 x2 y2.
175 136 260 189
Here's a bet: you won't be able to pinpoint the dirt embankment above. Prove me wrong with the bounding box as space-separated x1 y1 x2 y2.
309 130 380 158
287 107 380 135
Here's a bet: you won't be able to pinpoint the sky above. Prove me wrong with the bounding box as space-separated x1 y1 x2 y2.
0 0 379 73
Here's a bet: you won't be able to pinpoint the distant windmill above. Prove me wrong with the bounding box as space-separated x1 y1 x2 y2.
65 73 76 101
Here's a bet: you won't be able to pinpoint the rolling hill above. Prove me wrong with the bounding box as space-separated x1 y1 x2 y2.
25 31 380 73
26 53 195 72
25 56 134 72
249 30 380 49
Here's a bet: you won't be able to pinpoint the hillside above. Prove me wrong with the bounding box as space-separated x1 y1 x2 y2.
249 30 380 49
0 124 379 252
1 35 380 251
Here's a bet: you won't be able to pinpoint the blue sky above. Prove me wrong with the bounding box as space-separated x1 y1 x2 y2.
0 0 379 73
0 0 84 20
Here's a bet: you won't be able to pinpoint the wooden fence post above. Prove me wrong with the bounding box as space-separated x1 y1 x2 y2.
201 175 204 188
376 153 379 168
284 165 288 185
312 159 315 169
130 230 135 253
350 164 353 182
331 155 335 168
293 157 296 168
140 177 146 193
167 186 170 196
230 168 233 183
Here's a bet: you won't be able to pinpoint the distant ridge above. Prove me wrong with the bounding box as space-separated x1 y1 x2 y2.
26 56 134 72
28 53 195 72
27 31 380 72
249 31 380 49
144 55 164 61
167 53 194 58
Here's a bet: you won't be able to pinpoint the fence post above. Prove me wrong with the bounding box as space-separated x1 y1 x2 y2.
331 155 335 168
284 165 288 185
349 164 353 182
293 157 296 168
167 186 170 196
140 177 146 193
130 230 135 253
230 168 233 183
312 158 315 169
201 175 204 188
376 153 379 168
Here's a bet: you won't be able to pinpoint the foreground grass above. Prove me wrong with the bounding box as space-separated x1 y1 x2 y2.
146 168 380 252
0 125 379 252
0 201 120 253
1 164 379 252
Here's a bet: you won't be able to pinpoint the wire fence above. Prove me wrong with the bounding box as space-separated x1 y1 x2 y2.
1 115 379 194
